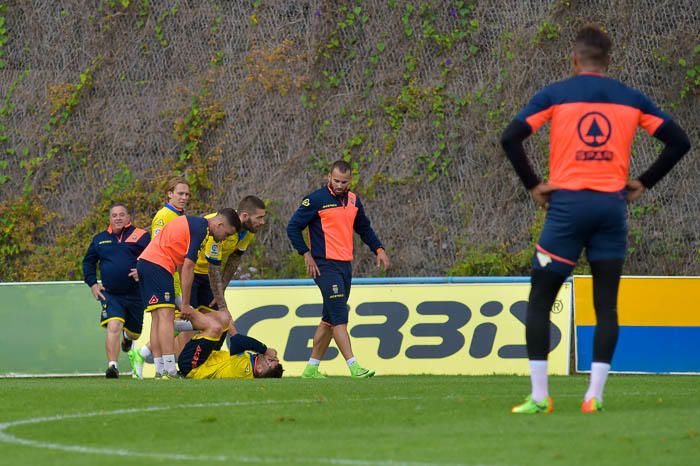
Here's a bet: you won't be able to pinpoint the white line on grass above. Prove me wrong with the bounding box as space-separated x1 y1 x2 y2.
0 398 506 466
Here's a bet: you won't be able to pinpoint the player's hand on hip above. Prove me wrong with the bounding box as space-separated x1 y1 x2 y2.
128 268 139 282
376 248 390 271
91 283 106 301
304 252 320 278
530 183 557 208
625 179 645 202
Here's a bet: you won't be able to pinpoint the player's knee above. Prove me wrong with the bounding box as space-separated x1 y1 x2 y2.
106 320 123 333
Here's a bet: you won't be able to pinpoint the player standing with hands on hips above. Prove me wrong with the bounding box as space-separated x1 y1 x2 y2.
287 160 390 379
500 25 690 414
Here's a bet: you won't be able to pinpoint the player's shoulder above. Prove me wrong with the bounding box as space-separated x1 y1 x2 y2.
299 187 327 207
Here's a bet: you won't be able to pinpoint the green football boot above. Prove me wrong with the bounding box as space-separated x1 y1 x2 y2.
349 362 375 378
511 395 554 414
301 364 327 379
128 349 144 380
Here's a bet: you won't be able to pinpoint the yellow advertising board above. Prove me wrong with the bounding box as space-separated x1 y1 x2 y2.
156 282 570 377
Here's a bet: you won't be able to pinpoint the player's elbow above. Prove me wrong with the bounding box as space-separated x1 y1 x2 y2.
678 133 691 154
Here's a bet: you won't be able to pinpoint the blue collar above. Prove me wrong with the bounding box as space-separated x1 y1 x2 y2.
164 203 184 215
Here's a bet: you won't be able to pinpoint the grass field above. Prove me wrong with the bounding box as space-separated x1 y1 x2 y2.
0 375 698 466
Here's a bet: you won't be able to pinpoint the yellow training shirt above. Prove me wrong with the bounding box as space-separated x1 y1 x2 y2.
186 350 256 379
193 212 256 275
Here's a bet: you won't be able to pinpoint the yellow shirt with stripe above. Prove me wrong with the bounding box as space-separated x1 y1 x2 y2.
193 212 256 275
187 350 256 379
151 203 185 296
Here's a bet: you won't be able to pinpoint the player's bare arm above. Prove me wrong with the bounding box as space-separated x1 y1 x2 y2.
208 262 229 313
180 258 196 319
221 253 242 288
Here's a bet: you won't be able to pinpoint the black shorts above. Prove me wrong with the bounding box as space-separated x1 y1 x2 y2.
136 259 176 313
190 273 218 312
178 336 218 377
313 258 352 326
98 291 144 336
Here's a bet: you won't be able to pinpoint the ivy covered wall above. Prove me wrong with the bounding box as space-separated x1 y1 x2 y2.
0 0 697 281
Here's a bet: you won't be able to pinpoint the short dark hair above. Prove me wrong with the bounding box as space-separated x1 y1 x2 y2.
574 25 611 68
109 202 129 215
238 195 266 214
330 160 352 174
217 207 242 232
257 362 284 378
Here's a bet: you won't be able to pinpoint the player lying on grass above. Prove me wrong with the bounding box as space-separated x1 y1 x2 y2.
177 306 283 379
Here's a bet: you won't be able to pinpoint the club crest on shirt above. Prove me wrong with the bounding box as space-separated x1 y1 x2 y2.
332 284 339 294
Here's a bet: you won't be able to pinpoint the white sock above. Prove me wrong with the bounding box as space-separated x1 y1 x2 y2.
346 357 356 366
307 358 321 366
140 346 154 364
585 362 611 402
154 357 164 375
174 320 194 332
529 360 549 402
163 354 177 375
108 361 118 369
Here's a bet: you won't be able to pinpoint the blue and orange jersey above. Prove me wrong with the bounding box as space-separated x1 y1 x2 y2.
138 215 209 274
515 72 671 191
151 202 184 238
287 185 383 261
83 224 150 293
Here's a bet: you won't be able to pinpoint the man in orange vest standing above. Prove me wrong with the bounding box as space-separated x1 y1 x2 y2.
287 160 390 378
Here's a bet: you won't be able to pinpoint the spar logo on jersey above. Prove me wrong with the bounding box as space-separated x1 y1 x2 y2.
578 112 611 147
576 111 614 161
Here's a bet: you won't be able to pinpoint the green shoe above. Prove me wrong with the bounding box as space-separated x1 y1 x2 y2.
301 365 327 379
349 362 375 378
128 349 144 380
511 395 553 414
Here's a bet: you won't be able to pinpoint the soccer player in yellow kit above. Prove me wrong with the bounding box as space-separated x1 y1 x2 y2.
178 309 282 380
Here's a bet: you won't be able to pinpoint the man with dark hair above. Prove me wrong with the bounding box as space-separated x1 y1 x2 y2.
82 203 150 378
287 160 390 379
136 209 241 378
129 197 268 377
501 25 690 413
178 308 283 379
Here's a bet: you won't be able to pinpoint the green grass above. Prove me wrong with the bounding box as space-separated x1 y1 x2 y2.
0 375 698 466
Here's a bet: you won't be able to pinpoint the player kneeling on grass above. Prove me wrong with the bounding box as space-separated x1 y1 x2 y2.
178 306 283 379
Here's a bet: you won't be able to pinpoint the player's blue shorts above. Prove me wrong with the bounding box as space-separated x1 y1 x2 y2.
99 291 144 336
533 189 627 276
313 258 352 326
178 336 217 377
136 259 176 313
190 273 218 312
